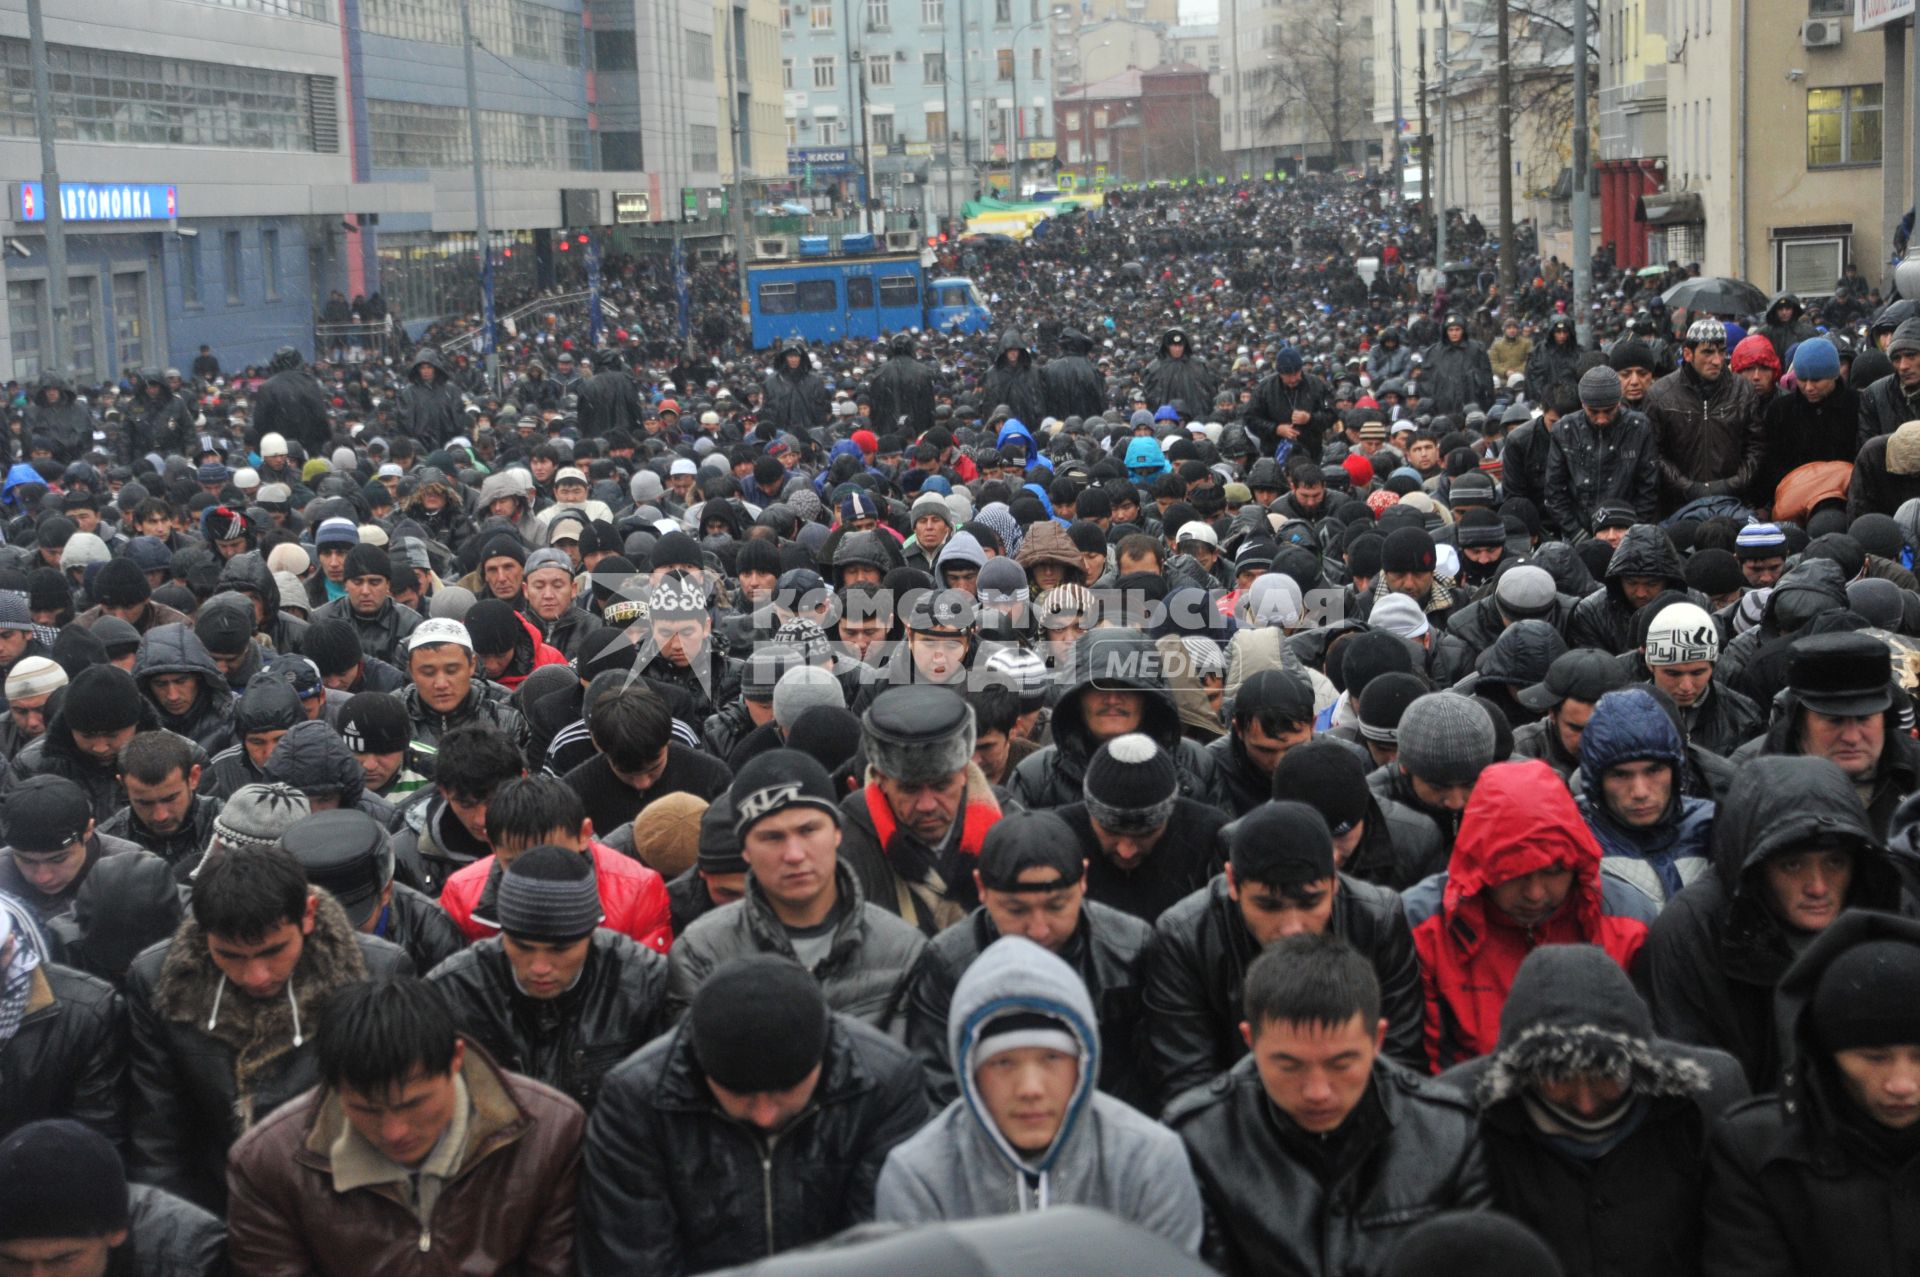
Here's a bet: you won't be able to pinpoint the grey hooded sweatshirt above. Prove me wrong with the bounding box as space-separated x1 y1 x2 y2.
874 936 1202 1251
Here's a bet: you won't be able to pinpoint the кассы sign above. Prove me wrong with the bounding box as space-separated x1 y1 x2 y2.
16 182 178 223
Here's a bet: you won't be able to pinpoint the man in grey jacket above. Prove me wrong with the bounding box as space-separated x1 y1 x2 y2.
875 935 1203 1251
667 749 927 1033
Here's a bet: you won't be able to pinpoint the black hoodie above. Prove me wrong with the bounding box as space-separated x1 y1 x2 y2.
980 330 1046 430
1705 910 1920 1275
1042 328 1107 421
1005 629 1226 811
1644 754 1915 1090
1565 525 1698 654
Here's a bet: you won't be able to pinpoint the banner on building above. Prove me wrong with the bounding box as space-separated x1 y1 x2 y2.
1857 0 1914 30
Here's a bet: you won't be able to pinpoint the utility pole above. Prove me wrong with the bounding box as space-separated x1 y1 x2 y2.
26 0 68 374
1418 23 1431 236
851 49 876 232
1495 0 1515 301
724 5 749 303
1390 0 1404 186
458 0 496 390
1436 5 1449 268
1571 0 1592 345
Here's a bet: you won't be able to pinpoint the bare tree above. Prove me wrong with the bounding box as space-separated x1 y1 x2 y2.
1258 0 1373 167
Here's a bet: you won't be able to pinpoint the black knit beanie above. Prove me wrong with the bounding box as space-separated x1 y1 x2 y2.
463 598 524 656
691 955 829 1093
1227 800 1335 887
1270 741 1371 836
496 844 605 943
301 619 364 677
1384 1211 1564 1277
342 544 391 582
0 1119 129 1244
91 557 151 608
61 664 142 733
1812 938 1920 1053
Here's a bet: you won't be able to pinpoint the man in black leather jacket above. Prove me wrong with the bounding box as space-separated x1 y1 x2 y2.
1168 932 1488 1276
904 810 1154 1110
1142 801 1424 1113
429 846 669 1110
576 955 927 1276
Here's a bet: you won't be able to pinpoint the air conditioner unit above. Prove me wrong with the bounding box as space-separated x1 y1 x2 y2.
1801 18 1842 48
755 236 792 259
884 230 917 249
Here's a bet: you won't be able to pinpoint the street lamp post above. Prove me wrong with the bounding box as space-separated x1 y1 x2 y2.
1009 15 1050 196
849 48 877 232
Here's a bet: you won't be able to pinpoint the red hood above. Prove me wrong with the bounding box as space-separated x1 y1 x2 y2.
1443 759 1606 941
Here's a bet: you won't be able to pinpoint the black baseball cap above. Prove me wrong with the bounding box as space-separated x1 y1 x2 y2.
1517 648 1632 712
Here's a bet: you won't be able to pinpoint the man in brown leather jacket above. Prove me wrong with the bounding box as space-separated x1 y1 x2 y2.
225 976 584 1275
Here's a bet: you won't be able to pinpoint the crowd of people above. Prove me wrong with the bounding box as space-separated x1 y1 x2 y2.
3 171 1920 1276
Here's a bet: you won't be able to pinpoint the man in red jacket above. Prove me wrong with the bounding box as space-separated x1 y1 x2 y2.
440 774 673 953
1411 758 1648 1072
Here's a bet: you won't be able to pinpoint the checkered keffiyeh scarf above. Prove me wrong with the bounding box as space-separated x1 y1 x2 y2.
0 898 44 1049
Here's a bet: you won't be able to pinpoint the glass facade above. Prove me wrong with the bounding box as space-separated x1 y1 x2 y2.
179 0 331 17
367 100 591 170
0 39 323 151
361 0 583 67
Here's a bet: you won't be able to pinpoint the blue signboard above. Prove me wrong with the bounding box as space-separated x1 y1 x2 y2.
16 181 178 223
787 147 857 177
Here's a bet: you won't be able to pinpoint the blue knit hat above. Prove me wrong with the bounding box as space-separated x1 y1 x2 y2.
1791 336 1841 381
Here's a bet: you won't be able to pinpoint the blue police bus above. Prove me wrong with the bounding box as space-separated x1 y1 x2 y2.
747 234 991 348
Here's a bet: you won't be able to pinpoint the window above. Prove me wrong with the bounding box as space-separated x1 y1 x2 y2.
867 56 891 86
870 112 894 144
818 119 840 144
868 0 889 27
1775 234 1846 296
995 0 1010 21
813 55 837 87
223 231 243 304
180 236 201 308
1032 47 1042 77
796 279 839 311
594 29 637 70
924 53 944 83
180 0 329 15
0 38 324 152
261 228 280 300
67 276 96 379
685 30 713 80
1807 85 1882 168
361 0 581 66
996 48 1014 79
690 124 719 170
1093 107 1108 128
922 0 943 22
780 5 791 30
8 280 40 381
811 2 833 28
760 281 796 313
783 57 795 88
1808 0 1848 11
879 274 918 307
367 101 591 169
848 276 875 307
925 108 946 138
1030 0 1040 16
113 272 146 367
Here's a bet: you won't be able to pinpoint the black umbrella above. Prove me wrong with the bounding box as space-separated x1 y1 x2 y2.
1662 276 1768 318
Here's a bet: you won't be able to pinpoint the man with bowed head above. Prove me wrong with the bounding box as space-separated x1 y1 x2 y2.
1169 933 1490 1275
1411 758 1650 1072
877 935 1202 1249
577 955 928 1275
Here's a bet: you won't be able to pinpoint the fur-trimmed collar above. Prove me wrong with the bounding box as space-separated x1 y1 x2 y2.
149 890 369 1126
1477 1022 1712 1109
